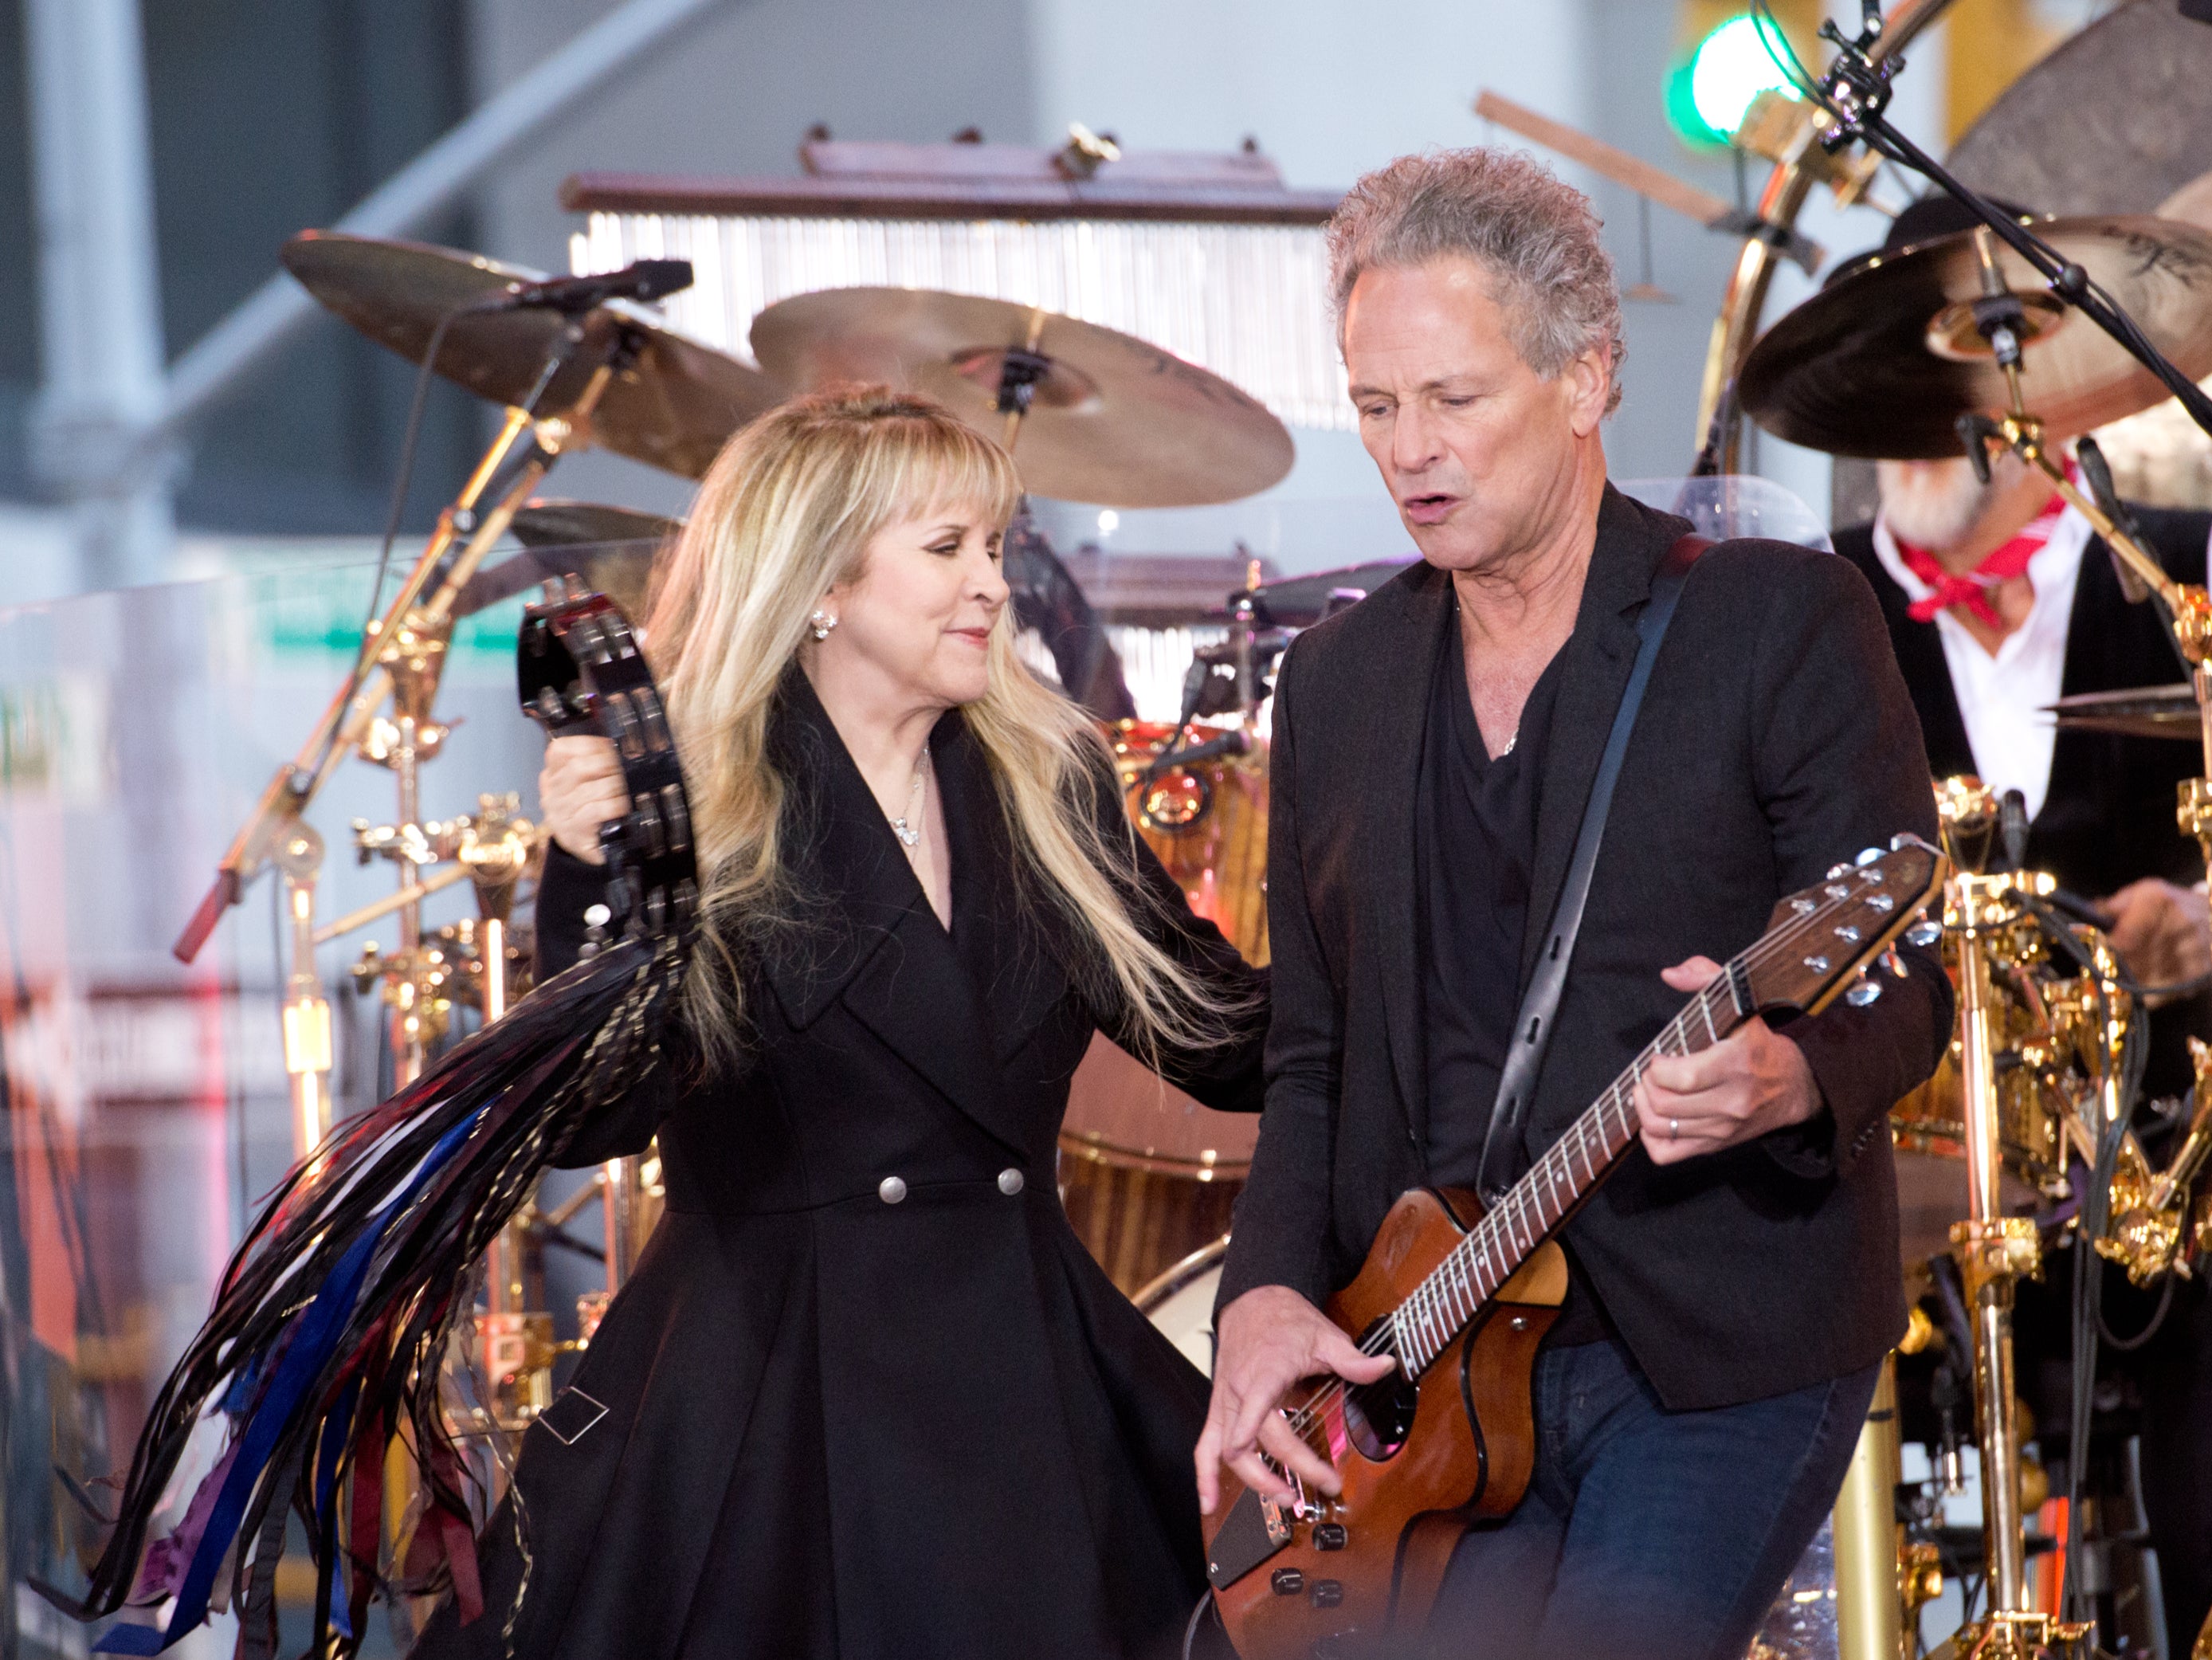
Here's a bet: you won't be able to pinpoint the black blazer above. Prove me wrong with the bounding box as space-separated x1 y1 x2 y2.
421 676 1267 1660
1832 508 2212 898
1220 486 1953 1411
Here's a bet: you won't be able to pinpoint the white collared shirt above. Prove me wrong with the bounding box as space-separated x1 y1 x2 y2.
1870 506 2094 822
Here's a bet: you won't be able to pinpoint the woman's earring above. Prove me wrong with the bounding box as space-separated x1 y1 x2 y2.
809 609 838 642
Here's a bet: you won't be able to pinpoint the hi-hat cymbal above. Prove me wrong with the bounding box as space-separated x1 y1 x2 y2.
451 500 682 619
2047 682 2199 740
747 287 1295 507
1739 215 2212 460
282 230 783 478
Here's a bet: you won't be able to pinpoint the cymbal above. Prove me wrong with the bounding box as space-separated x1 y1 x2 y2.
747 287 1294 507
281 230 782 478
451 500 681 620
1739 215 2212 460
2047 682 2198 741
1251 557 1418 626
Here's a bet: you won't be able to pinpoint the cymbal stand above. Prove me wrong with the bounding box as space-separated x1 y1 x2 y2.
172 307 633 972
1943 865 2096 1657
234 316 629 1447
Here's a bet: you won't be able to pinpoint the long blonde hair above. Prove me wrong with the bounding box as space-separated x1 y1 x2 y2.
646 385 1240 1067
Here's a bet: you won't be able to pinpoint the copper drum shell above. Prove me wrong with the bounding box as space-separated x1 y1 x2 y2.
1059 720 1269 1296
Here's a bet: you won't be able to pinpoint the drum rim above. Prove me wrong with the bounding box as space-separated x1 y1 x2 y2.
1056 1129 1253 1180
1132 1231 1232 1314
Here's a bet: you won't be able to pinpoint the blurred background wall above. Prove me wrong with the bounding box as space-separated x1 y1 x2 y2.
0 0 2111 608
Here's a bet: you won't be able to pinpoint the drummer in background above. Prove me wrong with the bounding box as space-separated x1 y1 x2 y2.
1833 191 2212 1659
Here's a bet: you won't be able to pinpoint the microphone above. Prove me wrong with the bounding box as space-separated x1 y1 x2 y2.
486 259 693 314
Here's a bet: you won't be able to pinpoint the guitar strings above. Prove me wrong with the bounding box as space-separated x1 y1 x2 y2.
1264 869 1916 1467
1274 873 1892 1458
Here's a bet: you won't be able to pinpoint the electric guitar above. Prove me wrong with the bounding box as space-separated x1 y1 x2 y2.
1202 837 1947 1658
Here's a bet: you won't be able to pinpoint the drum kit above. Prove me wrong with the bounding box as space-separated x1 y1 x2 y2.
1730 177 2212 1660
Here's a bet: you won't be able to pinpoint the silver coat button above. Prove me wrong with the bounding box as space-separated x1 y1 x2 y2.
877 1175 907 1205
997 1167 1025 1196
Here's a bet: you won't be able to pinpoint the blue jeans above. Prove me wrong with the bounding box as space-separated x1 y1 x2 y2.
1422 1336 1880 1660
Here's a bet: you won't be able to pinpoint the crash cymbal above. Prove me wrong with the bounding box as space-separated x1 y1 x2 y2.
451 501 680 619
282 230 782 478
2047 682 2199 741
1251 557 1418 627
747 287 1294 507
1739 216 2212 460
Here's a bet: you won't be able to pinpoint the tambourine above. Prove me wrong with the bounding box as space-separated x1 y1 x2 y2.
518 579 697 941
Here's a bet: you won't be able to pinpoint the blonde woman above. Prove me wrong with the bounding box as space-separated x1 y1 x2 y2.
411 387 1265 1660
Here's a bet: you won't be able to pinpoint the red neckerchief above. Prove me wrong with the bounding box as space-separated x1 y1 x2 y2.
1891 470 2073 629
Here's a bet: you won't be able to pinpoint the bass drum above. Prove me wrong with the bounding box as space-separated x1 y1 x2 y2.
1135 1234 1230 1378
1059 1036 1255 1297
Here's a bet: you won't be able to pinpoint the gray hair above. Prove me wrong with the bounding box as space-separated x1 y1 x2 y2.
1328 147 1626 414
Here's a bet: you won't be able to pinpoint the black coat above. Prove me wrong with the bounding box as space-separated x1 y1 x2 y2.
412 673 1266 1660
1830 508 2212 898
1218 486 1953 1411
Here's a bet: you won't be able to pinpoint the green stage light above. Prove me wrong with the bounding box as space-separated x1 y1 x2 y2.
1690 15 1798 139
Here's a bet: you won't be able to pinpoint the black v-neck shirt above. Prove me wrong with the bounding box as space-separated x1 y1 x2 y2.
1416 610 1606 1346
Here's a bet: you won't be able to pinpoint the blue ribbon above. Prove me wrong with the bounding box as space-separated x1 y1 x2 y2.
98 1116 479 1654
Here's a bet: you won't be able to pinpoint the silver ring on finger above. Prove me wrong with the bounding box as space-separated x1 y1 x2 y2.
1669 1116 1679 1141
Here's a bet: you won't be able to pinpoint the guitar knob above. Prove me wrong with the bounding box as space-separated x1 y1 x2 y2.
1312 1580 1344 1609
1312 1521 1347 1551
1271 1568 1304 1596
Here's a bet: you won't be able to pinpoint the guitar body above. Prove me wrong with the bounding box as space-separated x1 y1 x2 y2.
1199 841 1947 1658
1205 1188 1567 1658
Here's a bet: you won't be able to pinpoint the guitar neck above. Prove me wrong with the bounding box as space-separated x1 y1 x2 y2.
1391 961 1751 1376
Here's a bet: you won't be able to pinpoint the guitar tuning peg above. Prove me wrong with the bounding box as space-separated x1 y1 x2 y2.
1855 847 1883 866
1902 918 1942 948
1826 862 1853 879
1881 946 1909 979
1845 972 1883 1008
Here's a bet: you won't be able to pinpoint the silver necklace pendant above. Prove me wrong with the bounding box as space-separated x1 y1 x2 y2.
889 757 928 850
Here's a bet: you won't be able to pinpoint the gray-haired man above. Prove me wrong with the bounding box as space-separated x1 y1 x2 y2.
1194 149 1951 1658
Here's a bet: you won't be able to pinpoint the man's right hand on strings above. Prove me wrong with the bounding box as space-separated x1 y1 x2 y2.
1196 1285 1395 1512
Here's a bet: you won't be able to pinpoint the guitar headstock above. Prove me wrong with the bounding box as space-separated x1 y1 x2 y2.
1745 835 1947 1016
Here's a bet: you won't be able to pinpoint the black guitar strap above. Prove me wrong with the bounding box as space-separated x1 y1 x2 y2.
1474 533 1709 1203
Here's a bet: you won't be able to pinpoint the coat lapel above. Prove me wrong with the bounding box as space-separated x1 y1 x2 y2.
1363 563 1454 1145
758 677 1031 1153
1518 487 1678 991
931 714 1073 1062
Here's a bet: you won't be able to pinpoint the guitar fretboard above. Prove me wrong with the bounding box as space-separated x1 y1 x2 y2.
1385 861 1894 1376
